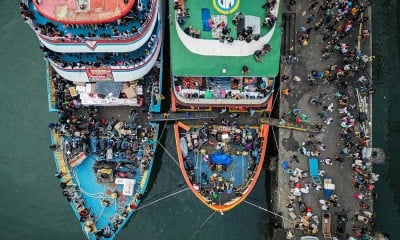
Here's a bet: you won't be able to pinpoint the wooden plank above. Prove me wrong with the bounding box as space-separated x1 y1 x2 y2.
260 117 321 133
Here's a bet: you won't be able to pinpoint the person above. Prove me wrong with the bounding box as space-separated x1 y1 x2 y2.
281 88 290 96
291 155 299 163
173 0 180 10
242 65 250 74
322 158 332 165
229 113 240 119
208 18 215 28
254 50 263 63
54 171 64 178
49 144 59 151
282 75 290 82
362 29 370 38
249 109 255 117
286 201 294 211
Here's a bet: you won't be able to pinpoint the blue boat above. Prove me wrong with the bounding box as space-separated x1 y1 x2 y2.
21 0 164 239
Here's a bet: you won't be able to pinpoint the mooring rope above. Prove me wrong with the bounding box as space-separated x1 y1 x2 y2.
188 211 217 240
244 200 295 225
157 140 180 167
136 188 190 211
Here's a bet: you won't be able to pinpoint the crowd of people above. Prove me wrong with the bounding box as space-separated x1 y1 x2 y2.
176 76 273 101
20 0 155 42
49 68 159 238
262 0 278 27
178 0 278 46
44 34 158 69
280 0 378 239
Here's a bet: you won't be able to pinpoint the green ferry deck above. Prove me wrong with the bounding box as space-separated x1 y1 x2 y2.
168 0 282 110
169 0 282 77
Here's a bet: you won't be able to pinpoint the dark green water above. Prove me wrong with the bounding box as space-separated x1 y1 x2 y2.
0 1 398 239
371 0 400 238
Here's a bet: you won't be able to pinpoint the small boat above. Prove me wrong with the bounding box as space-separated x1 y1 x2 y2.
22 0 165 238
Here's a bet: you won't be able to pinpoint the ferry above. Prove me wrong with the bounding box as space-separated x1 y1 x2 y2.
21 0 163 239
168 0 281 212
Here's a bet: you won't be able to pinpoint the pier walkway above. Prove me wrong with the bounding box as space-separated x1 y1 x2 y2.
273 0 376 239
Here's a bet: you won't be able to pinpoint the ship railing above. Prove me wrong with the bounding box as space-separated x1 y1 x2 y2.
48 32 162 71
23 0 158 44
52 131 74 186
49 80 56 106
176 88 270 100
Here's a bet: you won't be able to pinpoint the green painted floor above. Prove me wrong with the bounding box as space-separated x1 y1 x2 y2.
169 0 282 77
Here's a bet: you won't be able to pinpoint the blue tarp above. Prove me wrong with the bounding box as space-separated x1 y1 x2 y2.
281 161 290 170
309 157 319 176
309 157 322 184
210 152 232 166
201 8 212 31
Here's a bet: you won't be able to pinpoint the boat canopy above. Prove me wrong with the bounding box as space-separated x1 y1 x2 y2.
95 82 122 98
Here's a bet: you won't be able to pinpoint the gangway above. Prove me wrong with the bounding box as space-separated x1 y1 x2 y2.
149 111 219 122
260 117 321 133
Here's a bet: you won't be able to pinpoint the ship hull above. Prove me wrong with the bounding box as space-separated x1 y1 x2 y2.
174 121 270 212
32 0 166 238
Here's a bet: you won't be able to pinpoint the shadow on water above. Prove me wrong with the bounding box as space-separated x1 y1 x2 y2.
263 73 281 239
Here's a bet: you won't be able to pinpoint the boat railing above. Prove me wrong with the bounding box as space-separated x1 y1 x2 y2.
52 131 74 186
23 0 158 43
48 32 161 71
173 0 278 41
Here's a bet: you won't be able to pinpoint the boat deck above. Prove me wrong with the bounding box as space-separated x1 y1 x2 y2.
45 19 160 71
51 105 159 239
33 0 135 24
176 0 271 41
169 0 282 77
72 154 139 230
176 121 267 210
28 0 152 40
172 76 274 105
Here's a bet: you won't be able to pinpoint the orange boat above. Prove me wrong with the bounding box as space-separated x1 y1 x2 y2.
168 0 281 212
174 121 270 212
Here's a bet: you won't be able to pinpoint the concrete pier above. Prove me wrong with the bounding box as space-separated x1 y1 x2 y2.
272 0 376 239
